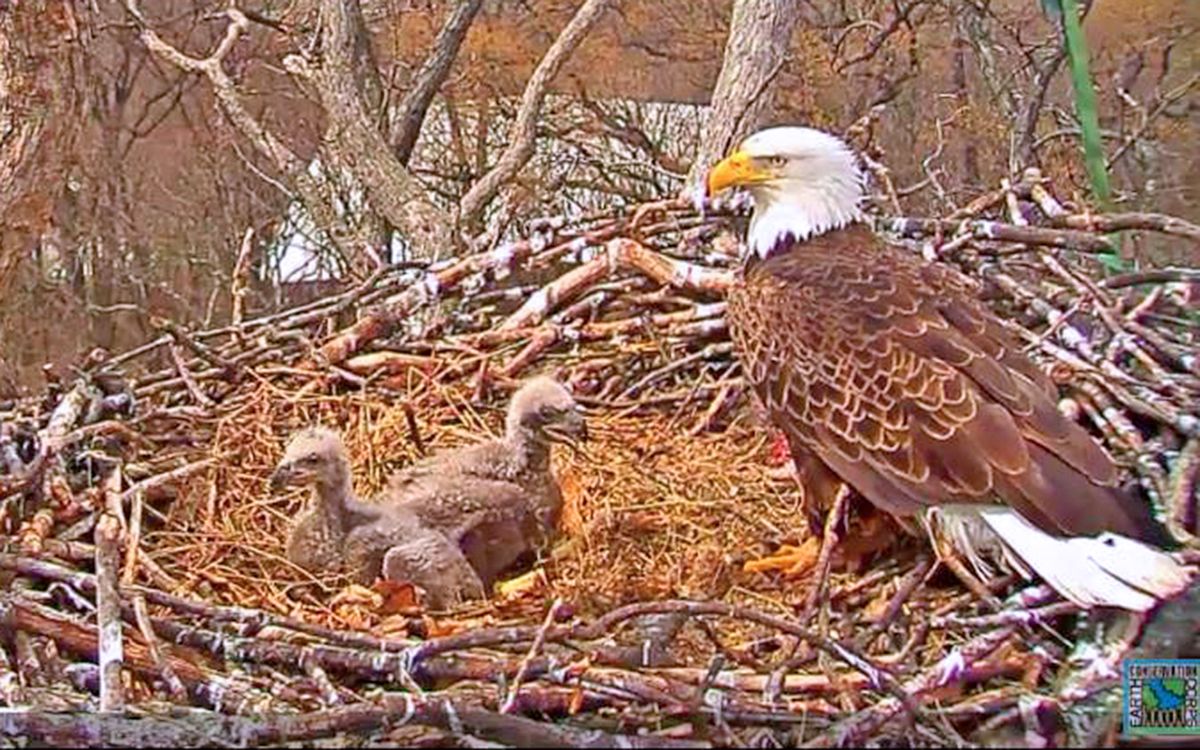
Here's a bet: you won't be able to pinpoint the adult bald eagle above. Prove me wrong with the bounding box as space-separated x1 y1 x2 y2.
706 126 1191 611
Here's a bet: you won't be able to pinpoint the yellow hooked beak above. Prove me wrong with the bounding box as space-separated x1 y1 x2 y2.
705 149 771 197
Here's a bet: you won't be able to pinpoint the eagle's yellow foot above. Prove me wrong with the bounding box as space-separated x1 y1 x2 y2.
744 537 822 578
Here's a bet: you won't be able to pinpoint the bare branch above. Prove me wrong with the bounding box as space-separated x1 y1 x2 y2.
286 0 454 260
392 0 486 165
1016 47 1068 166
124 2 361 264
458 0 619 232
230 227 255 326
94 507 125 712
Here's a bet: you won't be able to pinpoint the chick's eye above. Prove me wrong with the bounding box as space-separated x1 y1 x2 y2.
302 454 320 464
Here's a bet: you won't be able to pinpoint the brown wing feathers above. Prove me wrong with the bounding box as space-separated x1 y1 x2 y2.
728 225 1166 545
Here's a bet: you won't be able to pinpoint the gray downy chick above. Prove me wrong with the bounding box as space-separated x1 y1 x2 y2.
272 427 488 607
388 375 588 546
270 427 382 574
347 507 487 609
379 377 588 589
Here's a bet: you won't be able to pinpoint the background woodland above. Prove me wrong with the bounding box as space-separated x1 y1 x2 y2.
1 0 1196 393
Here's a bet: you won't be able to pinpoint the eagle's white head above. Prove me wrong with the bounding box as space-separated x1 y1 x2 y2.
705 126 865 259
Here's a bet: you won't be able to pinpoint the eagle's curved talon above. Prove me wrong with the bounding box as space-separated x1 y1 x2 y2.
743 537 821 578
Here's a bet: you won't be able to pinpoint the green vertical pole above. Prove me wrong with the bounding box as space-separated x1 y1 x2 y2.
1057 0 1124 270
1060 0 1111 208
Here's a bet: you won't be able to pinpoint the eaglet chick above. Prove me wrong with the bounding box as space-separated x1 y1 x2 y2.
270 427 382 574
272 427 485 607
364 376 588 594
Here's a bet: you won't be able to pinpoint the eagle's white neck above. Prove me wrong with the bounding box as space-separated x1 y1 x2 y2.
745 158 866 258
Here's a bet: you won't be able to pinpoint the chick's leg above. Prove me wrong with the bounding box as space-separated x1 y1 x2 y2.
383 528 486 609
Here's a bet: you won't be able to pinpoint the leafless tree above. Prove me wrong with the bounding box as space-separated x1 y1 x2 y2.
457 0 620 233
0 0 82 298
0 0 1195 391
391 0 487 165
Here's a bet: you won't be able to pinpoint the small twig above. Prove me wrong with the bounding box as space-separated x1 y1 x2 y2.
502 598 565 713
131 594 187 701
1103 267 1200 290
120 484 144 586
230 227 256 327
808 626 1017 748
852 557 933 651
119 459 215 506
931 601 1080 629
802 487 850 618
886 217 1115 253
157 319 239 378
168 344 216 408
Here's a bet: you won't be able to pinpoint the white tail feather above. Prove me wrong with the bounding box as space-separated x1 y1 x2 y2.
974 507 1192 612
924 507 1032 581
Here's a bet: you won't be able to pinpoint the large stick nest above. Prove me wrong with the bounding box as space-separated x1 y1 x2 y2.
1 175 1198 747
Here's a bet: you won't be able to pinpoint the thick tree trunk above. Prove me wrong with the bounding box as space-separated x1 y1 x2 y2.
0 1 81 297
315 0 394 272
305 0 454 261
687 0 800 187
953 17 980 189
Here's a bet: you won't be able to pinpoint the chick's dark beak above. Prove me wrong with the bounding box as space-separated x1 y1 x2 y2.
563 410 589 441
545 411 588 444
269 464 294 492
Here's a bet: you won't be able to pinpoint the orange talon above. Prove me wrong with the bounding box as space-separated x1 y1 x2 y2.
743 536 822 577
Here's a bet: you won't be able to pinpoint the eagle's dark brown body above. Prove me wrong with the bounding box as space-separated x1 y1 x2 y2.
727 224 1165 544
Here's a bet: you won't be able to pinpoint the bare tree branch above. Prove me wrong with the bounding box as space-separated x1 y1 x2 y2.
392 0 486 165
458 0 619 233
284 0 454 260
1016 47 1068 167
124 2 363 265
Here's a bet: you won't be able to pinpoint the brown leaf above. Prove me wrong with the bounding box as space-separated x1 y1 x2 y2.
372 579 422 615
330 583 384 610
423 616 468 638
